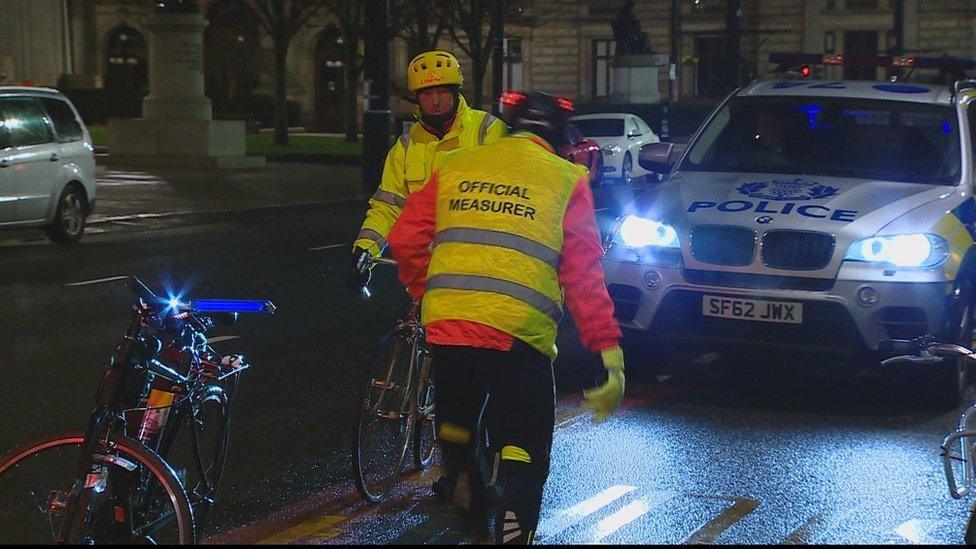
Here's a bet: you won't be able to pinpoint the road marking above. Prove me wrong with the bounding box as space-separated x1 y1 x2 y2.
590 494 666 543
66 275 128 287
257 514 345 544
537 484 637 539
780 507 853 544
207 335 240 344
681 497 759 544
895 519 946 545
309 243 347 251
595 207 610 212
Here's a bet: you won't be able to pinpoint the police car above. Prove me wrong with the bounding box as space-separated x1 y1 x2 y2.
603 54 976 404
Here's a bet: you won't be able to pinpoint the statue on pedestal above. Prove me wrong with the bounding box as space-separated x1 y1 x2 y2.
611 0 651 56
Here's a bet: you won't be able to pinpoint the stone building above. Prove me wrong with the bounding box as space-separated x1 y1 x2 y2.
2 0 974 131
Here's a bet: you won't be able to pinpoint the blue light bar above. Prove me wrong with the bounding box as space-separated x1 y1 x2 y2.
191 299 276 314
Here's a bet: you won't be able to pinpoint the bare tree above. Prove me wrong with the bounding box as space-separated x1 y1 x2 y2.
392 0 451 58
445 0 500 109
252 0 325 145
321 0 365 142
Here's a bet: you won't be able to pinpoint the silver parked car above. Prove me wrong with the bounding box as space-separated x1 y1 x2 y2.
604 74 976 405
0 86 96 243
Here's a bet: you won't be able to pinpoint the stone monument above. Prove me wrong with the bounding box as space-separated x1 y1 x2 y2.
609 1 665 104
108 0 263 168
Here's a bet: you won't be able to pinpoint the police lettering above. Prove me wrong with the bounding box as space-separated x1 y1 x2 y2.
687 200 858 221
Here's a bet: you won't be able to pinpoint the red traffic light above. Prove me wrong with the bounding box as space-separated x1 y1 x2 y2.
800 65 812 77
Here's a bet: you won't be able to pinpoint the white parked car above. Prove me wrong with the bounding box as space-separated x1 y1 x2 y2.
0 86 96 244
568 113 659 184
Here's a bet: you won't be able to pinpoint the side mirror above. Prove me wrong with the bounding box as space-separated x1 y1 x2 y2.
638 142 674 173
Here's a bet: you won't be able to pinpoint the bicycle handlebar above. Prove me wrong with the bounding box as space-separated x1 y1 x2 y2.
879 336 976 366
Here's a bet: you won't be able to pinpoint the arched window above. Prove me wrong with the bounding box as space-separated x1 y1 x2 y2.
105 26 148 95
204 0 260 100
314 26 346 131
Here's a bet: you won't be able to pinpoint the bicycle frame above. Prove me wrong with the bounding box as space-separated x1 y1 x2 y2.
943 403 976 499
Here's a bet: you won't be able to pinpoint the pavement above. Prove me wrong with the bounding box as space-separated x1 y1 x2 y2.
1 155 370 245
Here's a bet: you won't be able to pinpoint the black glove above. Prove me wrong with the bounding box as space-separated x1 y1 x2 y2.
345 247 372 292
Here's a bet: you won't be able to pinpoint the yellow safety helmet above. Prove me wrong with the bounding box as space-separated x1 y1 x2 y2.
408 50 463 93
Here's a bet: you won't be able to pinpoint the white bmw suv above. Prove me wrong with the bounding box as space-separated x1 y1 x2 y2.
0 87 96 244
603 74 976 404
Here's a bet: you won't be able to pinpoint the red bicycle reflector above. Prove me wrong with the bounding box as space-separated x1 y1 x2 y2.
800 65 812 77
556 96 575 112
500 91 525 106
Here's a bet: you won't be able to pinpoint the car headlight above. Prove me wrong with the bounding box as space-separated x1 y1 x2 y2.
843 233 948 268
613 215 680 248
602 145 621 156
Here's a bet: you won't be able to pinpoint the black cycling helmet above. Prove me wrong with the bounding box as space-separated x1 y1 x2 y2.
500 90 575 151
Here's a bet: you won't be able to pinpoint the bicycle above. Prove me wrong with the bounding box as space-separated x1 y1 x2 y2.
352 256 438 503
880 335 976 544
0 275 275 544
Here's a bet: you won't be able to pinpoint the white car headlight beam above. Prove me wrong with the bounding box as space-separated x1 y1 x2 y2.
844 233 948 268
614 215 680 249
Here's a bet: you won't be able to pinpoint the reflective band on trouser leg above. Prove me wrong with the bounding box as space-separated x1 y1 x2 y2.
439 422 472 444
371 189 406 208
434 228 560 270
501 445 532 464
426 274 563 322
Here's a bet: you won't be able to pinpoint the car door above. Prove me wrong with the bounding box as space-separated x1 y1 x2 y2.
0 97 59 223
33 97 90 219
0 106 16 223
625 116 643 157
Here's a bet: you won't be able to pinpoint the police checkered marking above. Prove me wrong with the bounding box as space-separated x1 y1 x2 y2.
736 179 840 201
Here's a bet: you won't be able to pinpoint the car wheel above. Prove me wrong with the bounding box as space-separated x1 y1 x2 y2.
621 153 632 185
925 277 974 408
591 155 604 187
44 185 87 244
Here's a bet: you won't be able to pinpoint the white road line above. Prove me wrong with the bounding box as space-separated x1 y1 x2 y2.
590 496 657 543
895 519 946 545
308 243 346 251
66 275 129 287
207 335 240 344
537 485 636 540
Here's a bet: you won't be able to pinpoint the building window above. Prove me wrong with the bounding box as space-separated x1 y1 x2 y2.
824 31 836 53
843 30 879 80
204 0 261 100
592 39 615 99
845 0 879 9
105 26 148 96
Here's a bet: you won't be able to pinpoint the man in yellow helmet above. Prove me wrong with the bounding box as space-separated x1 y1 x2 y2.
346 50 508 290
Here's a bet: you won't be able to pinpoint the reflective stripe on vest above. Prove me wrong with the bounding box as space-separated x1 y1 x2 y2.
372 189 406 208
434 227 560 270
478 114 498 145
426 274 562 322
356 228 386 246
400 129 410 148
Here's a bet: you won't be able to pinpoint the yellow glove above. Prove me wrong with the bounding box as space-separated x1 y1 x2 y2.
582 346 626 423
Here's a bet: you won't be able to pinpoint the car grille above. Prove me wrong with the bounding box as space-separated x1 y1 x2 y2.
682 270 835 291
651 290 866 354
608 284 642 323
761 230 835 271
690 226 755 266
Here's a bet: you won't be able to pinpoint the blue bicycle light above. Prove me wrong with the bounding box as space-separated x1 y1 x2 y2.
190 299 276 315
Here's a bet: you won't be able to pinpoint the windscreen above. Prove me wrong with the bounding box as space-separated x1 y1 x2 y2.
682 96 961 184
572 118 625 138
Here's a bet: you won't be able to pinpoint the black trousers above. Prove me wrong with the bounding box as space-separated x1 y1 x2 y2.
431 341 555 545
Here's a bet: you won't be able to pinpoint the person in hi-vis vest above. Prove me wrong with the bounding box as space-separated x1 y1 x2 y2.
387 91 625 545
346 49 507 290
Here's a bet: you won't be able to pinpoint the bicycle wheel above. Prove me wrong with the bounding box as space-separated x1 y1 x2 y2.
353 331 416 502
413 350 437 469
162 382 231 535
0 430 194 544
